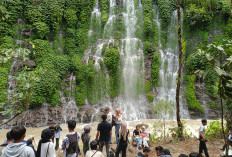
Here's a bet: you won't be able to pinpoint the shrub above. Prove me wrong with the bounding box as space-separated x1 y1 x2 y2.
33 22 50 39
184 4 213 31
147 92 154 102
185 75 204 112
64 9 77 28
33 39 54 59
144 41 154 55
151 52 160 87
104 47 120 98
0 67 9 103
205 121 222 140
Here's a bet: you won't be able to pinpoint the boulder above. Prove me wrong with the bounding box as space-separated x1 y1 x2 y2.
15 40 33 51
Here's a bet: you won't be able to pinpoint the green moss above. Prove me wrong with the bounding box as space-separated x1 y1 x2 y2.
145 81 152 93
151 52 160 87
76 81 87 107
185 75 204 112
147 92 154 102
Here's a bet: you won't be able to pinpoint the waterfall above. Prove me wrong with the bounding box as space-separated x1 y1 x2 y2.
114 0 147 121
61 73 79 124
153 7 189 119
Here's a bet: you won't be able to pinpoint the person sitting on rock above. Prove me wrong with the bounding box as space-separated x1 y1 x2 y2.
135 147 151 157
155 146 172 157
81 125 92 155
140 126 150 148
1 126 35 157
133 125 142 150
85 140 104 157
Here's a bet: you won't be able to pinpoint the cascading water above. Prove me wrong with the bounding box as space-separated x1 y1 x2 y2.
153 6 189 119
61 73 79 124
114 0 147 120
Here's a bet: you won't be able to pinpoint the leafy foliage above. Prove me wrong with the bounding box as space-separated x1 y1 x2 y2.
205 121 222 140
151 52 160 87
104 47 120 98
185 75 204 112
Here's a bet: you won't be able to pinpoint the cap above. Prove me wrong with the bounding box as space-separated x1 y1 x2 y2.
143 147 151 152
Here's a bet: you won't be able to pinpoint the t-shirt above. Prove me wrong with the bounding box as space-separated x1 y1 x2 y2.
229 134 232 141
85 150 104 157
41 142 56 157
199 125 205 139
106 112 112 123
62 132 80 157
97 121 112 142
133 130 141 136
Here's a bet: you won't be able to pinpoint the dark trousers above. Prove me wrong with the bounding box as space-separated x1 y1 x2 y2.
199 140 209 157
115 143 127 157
99 141 110 157
55 138 59 150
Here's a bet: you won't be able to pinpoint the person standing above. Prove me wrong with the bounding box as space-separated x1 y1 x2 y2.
105 107 112 144
1 126 35 157
81 125 92 155
36 129 56 157
49 123 56 143
114 108 122 143
199 119 209 157
95 114 112 157
62 120 80 157
115 121 129 157
55 125 62 150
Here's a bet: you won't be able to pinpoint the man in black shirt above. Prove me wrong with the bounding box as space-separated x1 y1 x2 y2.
95 114 112 157
49 122 56 143
133 125 142 150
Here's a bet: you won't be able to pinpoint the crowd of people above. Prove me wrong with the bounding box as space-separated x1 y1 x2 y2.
0 107 231 157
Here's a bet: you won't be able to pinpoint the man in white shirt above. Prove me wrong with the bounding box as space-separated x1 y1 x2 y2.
62 120 80 157
199 119 209 157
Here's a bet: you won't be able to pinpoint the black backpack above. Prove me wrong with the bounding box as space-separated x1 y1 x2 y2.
66 132 80 155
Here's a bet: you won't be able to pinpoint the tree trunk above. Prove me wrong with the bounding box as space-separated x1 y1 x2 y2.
0 112 22 127
176 0 183 138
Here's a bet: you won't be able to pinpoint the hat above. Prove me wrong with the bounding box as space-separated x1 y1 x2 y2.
142 126 146 129
143 147 151 152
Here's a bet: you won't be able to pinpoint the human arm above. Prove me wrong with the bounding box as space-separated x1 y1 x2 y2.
95 131 100 141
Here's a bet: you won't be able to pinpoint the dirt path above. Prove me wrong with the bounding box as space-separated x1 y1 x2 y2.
0 119 225 156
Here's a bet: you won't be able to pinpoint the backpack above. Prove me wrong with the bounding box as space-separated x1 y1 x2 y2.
66 132 79 155
112 115 116 126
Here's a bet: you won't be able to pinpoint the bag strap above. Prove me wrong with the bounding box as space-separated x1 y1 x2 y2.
46 142 50 157
91 150 98 157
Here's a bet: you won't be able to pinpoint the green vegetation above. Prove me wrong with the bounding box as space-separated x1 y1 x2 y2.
151 52 160 87
185 75 204 112
205 121 222 140
104 47 120 98
147 92 154 102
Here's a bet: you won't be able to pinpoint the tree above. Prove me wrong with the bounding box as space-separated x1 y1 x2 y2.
203 40 232 157
176 0 183 138
153 99 175 140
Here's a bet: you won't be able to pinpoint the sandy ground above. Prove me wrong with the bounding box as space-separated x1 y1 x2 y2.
0 119 226 157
